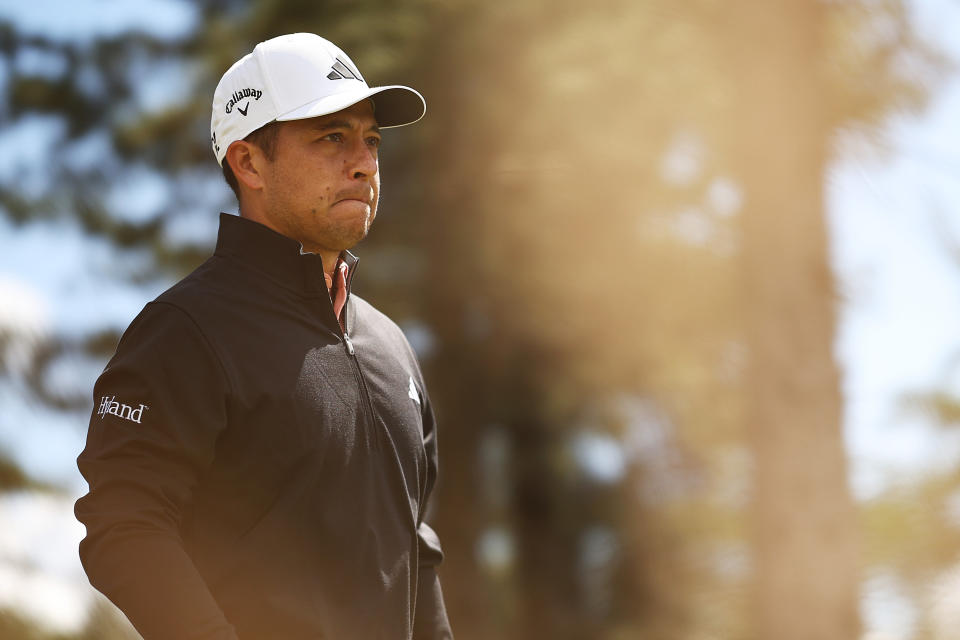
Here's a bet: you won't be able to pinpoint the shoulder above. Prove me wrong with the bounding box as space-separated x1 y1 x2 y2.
350 294 410 345
152 256 227 312
143 253 254 340
350 294 393 326
103 294 234 399
110 259 231 375
112 300 215 366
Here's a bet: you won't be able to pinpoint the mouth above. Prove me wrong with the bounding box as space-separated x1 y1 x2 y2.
336 190 373 206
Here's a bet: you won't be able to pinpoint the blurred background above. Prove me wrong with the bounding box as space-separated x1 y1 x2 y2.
0 0 959 638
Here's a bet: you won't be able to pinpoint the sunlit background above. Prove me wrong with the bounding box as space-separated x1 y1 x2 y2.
1 1 959 638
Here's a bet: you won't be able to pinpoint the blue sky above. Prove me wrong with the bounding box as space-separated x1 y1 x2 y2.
0 0 197 42
0 0 958 635
830 0 960 499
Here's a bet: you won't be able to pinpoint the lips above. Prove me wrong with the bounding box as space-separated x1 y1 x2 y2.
336 189 373 206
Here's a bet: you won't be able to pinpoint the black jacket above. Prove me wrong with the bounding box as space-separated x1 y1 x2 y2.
75 213 452 640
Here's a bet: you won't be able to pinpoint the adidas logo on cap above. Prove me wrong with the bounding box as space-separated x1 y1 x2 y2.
327 57 363 81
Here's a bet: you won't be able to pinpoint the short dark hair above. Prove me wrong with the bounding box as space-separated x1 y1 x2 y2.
221 121 283 200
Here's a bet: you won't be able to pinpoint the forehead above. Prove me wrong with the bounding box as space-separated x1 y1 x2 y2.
286 100 379 133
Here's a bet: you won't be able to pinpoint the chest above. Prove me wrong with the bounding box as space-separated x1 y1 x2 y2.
202 306 428 524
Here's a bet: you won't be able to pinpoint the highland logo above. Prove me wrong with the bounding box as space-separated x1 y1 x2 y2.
97 395 149 424
225 88 263 115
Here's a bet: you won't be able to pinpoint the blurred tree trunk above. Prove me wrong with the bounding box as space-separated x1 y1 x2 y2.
729 2 860 639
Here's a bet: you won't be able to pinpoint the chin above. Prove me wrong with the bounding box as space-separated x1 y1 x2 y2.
354 213 375 237
349 229 370 248
334 226 370 252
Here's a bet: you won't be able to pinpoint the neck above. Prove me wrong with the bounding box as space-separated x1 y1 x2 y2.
238 205 341 280
315 249 342 280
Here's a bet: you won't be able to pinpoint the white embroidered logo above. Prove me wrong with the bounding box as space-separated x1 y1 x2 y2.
97 395 149 424
407 376 420 406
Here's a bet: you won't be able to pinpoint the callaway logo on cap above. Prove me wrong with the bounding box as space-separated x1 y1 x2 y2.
210 33 426 165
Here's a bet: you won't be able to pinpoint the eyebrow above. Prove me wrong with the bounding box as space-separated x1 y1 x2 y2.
311 119 380 134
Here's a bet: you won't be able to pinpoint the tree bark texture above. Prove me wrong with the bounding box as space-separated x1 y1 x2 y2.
729 2 861 639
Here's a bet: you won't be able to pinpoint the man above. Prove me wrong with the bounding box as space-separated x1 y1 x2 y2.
75 33 452 640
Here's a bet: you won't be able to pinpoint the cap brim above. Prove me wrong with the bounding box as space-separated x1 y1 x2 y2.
275 85 426 128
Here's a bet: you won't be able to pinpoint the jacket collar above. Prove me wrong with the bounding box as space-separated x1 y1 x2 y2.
213 212 359 297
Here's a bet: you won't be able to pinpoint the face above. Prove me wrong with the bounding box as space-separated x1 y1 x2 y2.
258 100 381 255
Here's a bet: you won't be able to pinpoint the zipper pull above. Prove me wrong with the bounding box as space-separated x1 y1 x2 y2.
343 333 355 356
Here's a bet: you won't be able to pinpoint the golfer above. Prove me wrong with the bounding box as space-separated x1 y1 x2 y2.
76 33 452 639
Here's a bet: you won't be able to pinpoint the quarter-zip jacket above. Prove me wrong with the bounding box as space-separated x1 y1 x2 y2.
75 213 452 640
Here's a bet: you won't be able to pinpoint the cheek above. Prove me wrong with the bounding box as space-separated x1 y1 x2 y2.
294 167 332 204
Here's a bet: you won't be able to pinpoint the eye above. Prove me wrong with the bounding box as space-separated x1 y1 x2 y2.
366 136 381 149
321 132 344 142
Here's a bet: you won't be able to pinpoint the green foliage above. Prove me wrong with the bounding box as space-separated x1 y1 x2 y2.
0 454 31 491
0 602 140 640
0 608 75 640
906 389 960 427
863 473 960 576
0 609 49 640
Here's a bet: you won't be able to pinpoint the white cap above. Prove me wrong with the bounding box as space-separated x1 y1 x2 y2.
211 33 426 165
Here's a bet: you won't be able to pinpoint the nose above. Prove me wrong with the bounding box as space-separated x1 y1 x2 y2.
347 137 378 180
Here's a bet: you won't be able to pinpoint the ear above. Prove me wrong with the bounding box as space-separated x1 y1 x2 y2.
225 140 268 192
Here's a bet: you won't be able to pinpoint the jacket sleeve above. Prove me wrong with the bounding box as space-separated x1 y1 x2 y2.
75 302 238 640
413 386 454 640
